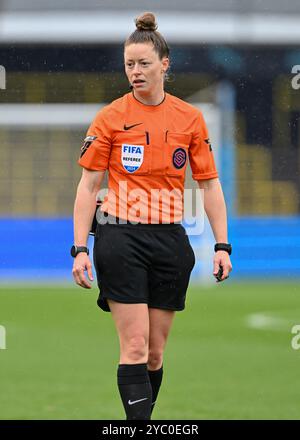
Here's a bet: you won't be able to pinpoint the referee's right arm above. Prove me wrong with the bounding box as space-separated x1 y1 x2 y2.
72 168 105 288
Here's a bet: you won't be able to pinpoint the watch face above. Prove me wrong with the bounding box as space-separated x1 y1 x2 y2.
70 245 77 257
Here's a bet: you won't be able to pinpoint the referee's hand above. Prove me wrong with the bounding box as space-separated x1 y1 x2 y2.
72 254 94 289
213 251 232 282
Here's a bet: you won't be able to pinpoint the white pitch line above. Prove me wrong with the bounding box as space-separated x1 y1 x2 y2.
245 312 291 331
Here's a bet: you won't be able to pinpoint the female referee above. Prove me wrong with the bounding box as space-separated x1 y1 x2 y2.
71 12 232 420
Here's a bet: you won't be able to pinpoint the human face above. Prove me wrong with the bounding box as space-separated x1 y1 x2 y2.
124 43 169 100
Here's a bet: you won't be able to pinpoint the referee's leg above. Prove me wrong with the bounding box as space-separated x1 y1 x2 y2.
148 308 175 415
107 300 152 420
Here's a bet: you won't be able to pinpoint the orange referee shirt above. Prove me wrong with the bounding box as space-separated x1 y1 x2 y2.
78 92 218 223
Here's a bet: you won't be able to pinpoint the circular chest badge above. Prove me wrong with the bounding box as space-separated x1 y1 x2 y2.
172 148 187 169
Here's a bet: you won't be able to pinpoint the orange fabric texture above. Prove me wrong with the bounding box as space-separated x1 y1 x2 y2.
78 92 218 223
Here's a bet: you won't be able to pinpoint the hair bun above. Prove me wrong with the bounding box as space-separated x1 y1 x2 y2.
135 12 158 31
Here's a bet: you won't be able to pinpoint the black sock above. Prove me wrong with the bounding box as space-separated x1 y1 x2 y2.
148 365 163 414
117 363 152 420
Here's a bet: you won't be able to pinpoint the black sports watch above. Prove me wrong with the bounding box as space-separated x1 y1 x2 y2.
70 245 89 258
214 243 232 255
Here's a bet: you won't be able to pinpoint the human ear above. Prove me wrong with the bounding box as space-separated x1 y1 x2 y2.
162 57 169 73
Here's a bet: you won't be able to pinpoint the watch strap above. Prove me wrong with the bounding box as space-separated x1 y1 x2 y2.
71 245 89 257
214 243 232 255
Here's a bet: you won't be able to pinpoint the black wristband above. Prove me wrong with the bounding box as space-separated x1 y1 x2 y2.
214 243 232 255
70 245 89 258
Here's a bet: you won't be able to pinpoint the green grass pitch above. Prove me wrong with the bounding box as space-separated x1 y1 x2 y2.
0 282 299 420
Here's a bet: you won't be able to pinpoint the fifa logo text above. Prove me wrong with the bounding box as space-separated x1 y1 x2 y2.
291 325 300 350
0 66 6 90
291 65 300 90
0 325 6 349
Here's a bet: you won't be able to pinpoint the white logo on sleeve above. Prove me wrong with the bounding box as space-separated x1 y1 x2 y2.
122 144 144 173
128 397 148 405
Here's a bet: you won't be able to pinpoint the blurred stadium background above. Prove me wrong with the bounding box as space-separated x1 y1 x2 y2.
0 0 299 420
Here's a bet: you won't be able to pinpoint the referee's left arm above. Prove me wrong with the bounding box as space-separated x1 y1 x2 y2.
197 177 232 281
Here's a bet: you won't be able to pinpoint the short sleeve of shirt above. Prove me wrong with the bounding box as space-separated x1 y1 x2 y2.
189 111 218 181
77 108 112 171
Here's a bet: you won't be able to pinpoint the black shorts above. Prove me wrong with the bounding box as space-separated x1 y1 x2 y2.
93 219 195 312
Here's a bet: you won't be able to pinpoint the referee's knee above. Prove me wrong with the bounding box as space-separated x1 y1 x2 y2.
147 349 163 370
122 335 148 364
